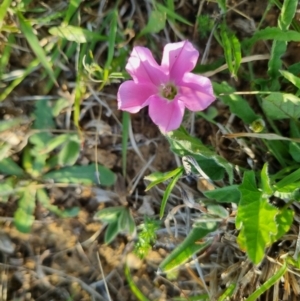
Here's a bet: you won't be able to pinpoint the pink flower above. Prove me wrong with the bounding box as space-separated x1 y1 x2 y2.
117 40 216 133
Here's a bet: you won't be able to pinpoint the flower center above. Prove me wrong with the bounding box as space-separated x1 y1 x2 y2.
160 83 177 101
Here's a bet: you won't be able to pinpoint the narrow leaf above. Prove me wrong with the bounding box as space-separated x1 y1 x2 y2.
203 185 240 204
14 187 36 233
214 82 260 124
158 223 217 273
160 168 183 219
43 164 116 186
17 12 57 85
245 261 287 301
49 25 107 43
279 69 300 89
145 167 183 191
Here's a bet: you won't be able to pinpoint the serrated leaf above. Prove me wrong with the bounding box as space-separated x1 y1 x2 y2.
14 187 36 233
158 223 217 273
203 185 240 204
0 157 25 176
33 99 55 130
43 164 116 186
58 139 80 166
213 82 260 124
236 171 278 264
49 25 107 43
261 163 273 196
166 127 233 184
262 92 300 120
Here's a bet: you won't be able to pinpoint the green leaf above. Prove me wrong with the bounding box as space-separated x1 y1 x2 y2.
125 264 151 301
156 3 192 26
122 112 130 177
279 69 300 89
14 187 36 233
160 167 183 219
119 208 136 235
145 168 183 191
274 168 300 189
289 142 300 162
278 0 298 30
158 223 217 273
17 12 57 85
49 25 107 43
58 139 80 166
262 92 300 120
94 206 123 223
0 157 25 176
0 118 23 132
219 23 241 79
245 261 287 301
0 177 15 203
105 10 117 69
0 0 13 29
236 171 278 264
104 220 119 244
245 27 300 45
51 98 70 117
43 164 116 186
272 208 294 242
207 204 229 218
0 143 12 161
139 10 166 36
260 163 273 196
166 128 233 184
203 185 240 204
213 82 260 124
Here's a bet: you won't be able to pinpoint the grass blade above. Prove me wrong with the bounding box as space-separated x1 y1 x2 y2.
122 112 130 177
17 11 57 86
159 167 183 219
245 261 287 301
0 0 12 29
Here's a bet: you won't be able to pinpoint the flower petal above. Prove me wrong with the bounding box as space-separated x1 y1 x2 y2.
117 81 156 113
148 95 185 132
161 40 199 80
126 46 168 86
178 73 216 111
